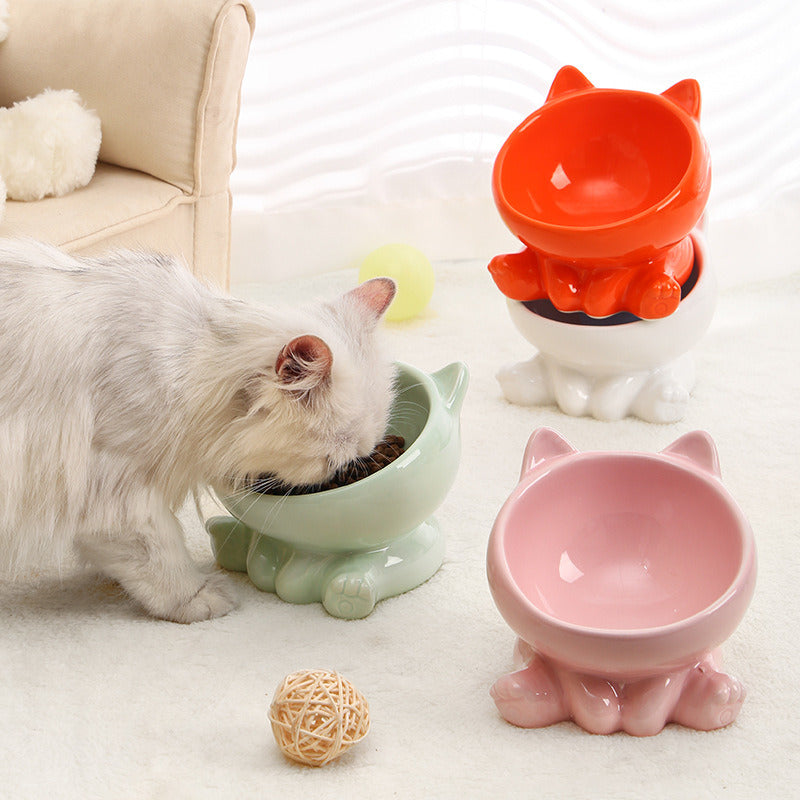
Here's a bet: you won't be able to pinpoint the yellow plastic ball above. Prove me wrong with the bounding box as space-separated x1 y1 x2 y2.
358 243 434 321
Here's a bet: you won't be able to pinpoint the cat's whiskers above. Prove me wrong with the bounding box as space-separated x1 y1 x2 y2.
256 486 297 538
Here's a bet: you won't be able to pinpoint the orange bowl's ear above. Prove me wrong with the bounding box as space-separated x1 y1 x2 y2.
546 65 594 102
662 78 702 121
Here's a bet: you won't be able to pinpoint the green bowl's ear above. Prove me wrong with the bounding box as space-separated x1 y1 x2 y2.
430 362 469 414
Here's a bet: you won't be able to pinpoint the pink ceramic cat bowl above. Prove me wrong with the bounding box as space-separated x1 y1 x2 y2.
487 428 756 736
489 65 711 320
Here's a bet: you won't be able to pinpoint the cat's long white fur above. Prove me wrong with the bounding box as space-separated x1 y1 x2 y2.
0 239 396 621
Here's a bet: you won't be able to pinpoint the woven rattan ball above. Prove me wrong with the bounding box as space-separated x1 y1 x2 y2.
268 669 370 767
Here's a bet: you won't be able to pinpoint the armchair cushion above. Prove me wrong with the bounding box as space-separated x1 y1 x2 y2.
2 164 185 248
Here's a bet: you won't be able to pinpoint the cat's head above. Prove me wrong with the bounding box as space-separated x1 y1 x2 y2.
222 278 398 488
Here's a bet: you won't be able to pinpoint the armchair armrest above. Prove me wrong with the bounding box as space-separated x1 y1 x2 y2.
0 0 255 197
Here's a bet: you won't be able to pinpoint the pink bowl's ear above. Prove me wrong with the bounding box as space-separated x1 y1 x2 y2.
661 430 721 477
520 427 576 480
546 65 593 102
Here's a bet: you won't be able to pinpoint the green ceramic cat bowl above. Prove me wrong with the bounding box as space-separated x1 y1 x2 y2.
206 361 468 619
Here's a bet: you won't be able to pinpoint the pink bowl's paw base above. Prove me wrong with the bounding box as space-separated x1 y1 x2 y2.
492 649 746 736
490 656 568 729
670 658 746 731
558 670 621 735
619 673 687 737
512 636 537 669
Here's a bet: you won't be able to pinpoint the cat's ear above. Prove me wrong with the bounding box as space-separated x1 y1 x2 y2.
275 334 333 392
661 78 701 121
546 65 593 102
347 277 397 324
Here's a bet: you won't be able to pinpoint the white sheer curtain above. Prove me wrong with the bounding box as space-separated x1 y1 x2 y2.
231 0 800 285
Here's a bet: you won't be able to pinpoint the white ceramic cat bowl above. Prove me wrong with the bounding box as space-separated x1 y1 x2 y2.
487 428 756 736
497 230 716 422
206 361 468 619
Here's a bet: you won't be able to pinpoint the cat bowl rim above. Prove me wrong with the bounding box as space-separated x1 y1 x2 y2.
487 448 757 644
210 360 465 553
211 359 455 505
492 87 709 241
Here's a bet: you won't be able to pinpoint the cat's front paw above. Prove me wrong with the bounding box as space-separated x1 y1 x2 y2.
168 572 238 623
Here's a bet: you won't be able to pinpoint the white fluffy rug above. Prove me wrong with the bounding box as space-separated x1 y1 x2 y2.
2 260 798 799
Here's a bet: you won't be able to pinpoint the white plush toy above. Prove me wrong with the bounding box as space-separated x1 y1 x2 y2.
0 1 101 220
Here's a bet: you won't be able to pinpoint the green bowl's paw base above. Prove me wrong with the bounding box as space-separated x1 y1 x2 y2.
206 516 251 572
323 572 378 619
206 516 445 619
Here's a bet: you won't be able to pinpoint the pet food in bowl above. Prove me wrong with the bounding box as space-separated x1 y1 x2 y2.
251 435 405 495
487 428 756 735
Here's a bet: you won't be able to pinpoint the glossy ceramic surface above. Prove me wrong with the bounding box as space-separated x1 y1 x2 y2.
497 230 715 422
489 65 711 319
487 428 756 735
207 361 468 618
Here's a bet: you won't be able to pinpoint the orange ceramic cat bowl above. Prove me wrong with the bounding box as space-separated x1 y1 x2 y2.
489 66 711 319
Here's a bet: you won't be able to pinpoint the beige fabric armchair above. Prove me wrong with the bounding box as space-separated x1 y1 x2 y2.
0 0 255 288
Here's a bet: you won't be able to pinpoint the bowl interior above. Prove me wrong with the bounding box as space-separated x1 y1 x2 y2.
385 366 430 451
498 92 692 228
500 456 744 630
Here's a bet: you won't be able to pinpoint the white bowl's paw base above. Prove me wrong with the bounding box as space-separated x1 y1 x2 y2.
497 354 695 423
496 356 555 407
206 516 444 619
492 648 744 735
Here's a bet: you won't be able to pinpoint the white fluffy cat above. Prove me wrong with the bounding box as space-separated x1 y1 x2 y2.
0 239 396 622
